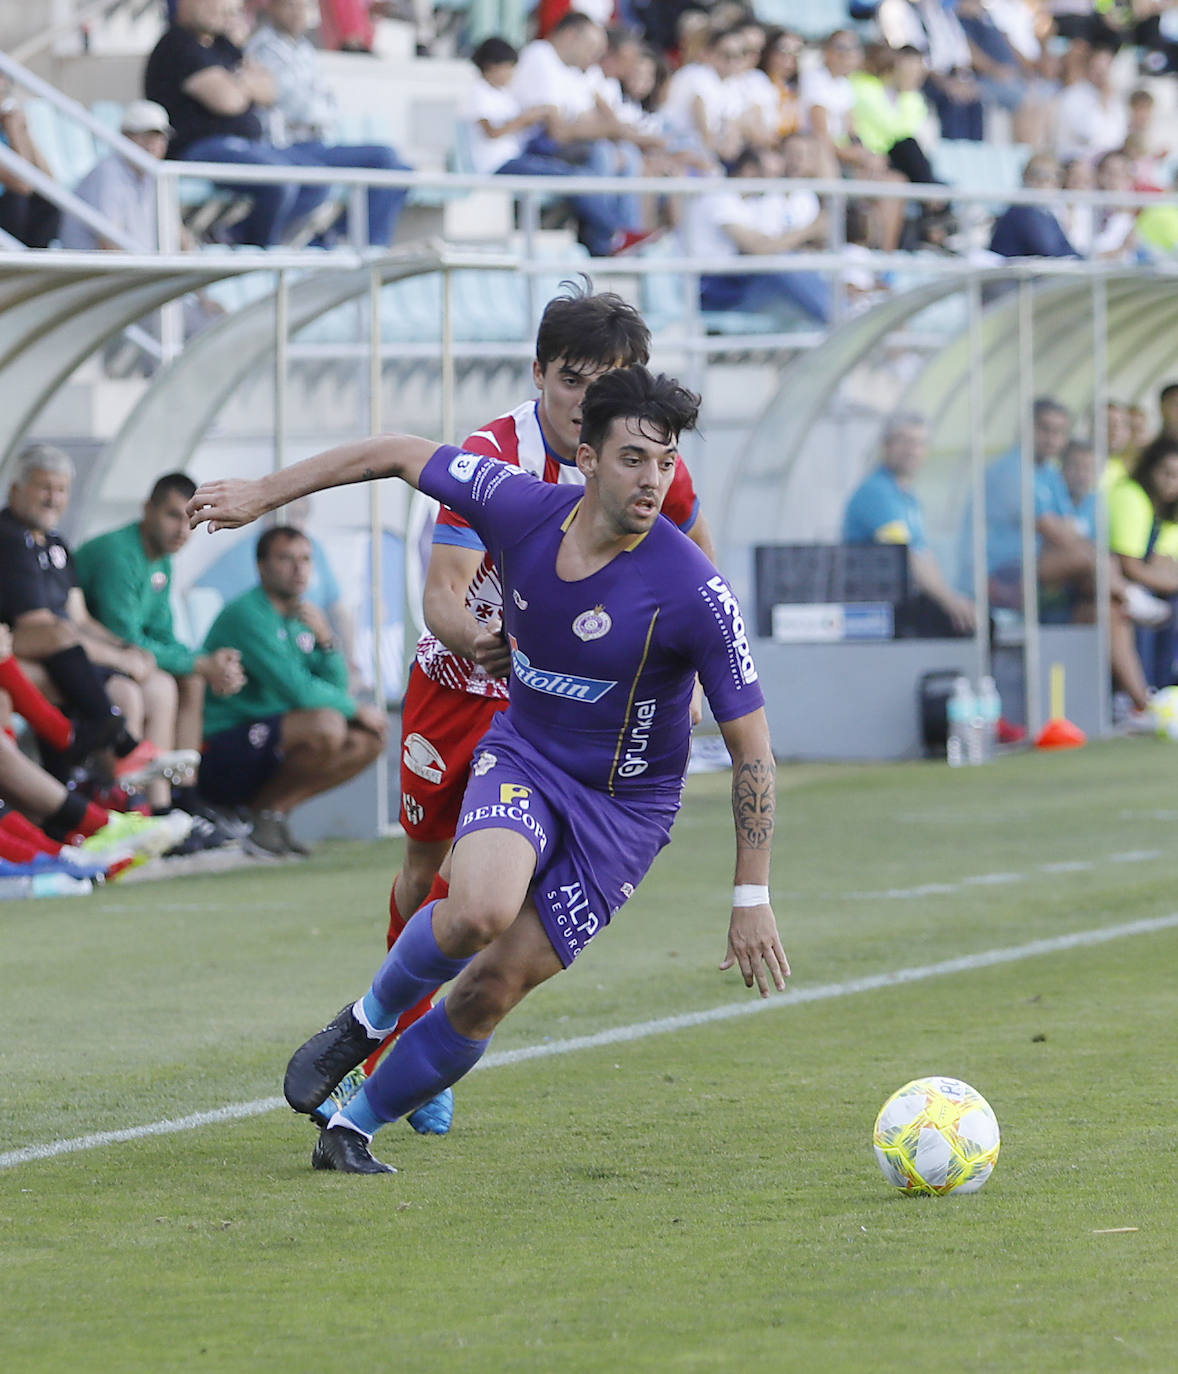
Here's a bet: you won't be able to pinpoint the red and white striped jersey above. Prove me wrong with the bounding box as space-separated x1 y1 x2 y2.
415 399 701 698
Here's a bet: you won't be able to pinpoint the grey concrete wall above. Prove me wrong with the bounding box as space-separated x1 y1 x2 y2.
755 626 1102 761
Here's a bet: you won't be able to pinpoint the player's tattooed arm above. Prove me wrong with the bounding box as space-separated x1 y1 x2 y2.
717 706 788 995
718 707 776 880
732 755 776 852
188 434 440 532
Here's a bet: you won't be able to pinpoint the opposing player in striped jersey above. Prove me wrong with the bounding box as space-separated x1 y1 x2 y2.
337 283 716 1136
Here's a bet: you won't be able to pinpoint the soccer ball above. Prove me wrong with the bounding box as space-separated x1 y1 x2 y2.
1150 685 1178 740
873 1076 1000 1196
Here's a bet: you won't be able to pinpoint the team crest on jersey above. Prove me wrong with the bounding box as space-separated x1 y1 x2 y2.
403 732 445 784
513 588 528 610
295 630 315 654
472 750 497 777
151 569 168 591
572 605 612 642
48 544 67 570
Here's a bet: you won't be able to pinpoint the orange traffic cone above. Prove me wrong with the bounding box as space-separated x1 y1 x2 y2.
1035 664 1086 750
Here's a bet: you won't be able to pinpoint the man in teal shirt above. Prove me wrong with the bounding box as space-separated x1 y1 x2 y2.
75 473 245 766
199 525 387 857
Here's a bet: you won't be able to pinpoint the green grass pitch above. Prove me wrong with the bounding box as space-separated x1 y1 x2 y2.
4 739 1178 1372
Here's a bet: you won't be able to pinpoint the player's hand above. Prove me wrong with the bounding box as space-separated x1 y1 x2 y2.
472 616 512 678
720 903 789 998
0 623 12 660
120 645 156 682
200 647 245 696
295 600 334 647
187 479 271 533
352 702 389 746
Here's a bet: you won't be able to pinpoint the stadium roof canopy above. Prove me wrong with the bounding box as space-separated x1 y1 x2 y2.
720 264 1178 550
0 242 515 493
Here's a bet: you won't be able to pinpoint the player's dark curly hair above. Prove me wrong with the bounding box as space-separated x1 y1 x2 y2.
579 365 701 453
535 277 651 372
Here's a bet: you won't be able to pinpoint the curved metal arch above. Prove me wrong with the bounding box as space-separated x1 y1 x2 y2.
720 266 1178 550
98 244 517 509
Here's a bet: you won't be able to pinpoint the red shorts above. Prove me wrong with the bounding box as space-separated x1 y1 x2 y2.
398 664 508 842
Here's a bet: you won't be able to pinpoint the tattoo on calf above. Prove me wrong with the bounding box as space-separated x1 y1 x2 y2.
733 758 776 849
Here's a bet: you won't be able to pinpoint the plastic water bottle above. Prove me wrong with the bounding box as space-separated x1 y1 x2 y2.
977 675 1002 762
946 676 973 767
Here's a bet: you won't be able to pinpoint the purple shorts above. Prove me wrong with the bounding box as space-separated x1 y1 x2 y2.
453 715 679 966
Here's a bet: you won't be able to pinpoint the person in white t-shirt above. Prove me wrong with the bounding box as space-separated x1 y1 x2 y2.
508 11 649 251
691 137 832 325
461 35 634 257
662 26 749 162
1054 38 1129 163
800 30 881 179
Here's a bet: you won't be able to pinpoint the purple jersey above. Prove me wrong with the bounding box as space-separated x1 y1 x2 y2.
420 445 764 800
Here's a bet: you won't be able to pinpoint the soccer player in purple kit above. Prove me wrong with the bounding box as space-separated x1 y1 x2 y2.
188 365 788 1174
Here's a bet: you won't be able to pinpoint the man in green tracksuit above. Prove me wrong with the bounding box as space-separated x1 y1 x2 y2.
198 524 387 857
74 472 245 815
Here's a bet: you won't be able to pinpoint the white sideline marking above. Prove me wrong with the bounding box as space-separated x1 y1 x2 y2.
4 911 1178 1172
837 848 1162 902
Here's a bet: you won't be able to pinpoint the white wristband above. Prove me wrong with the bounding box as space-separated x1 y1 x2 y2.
733 884 770 908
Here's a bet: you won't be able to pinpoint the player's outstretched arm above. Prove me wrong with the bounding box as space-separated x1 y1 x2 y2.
186 433 440 533
717 707 789 997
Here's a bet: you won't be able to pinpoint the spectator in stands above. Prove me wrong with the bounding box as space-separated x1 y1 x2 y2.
198 525 387 858
593 26 672 168
1108 435 1178 692
955 0 1051 148
1129 400 1151 451
145 0 290 245
661 25 748 164
0 444 196 811
691 139 832 327
460 37 629 258
1057 156 1095 256
245 0 412 246
73 473 246 829
1054 36 1127 164
959 397 1095 616
755 26 804 145
0 73 61 248
59 100 176 251
317 0 400 54
1124 87 1168 190
463 38 557 175
1105 397 1136 486
1091 148 1138 261
799 29 870 178
843 412 976 635
990 153 1079 258
877 0 984 141
1137 164 1178 260
1059 435 1098 541
510 12 650 254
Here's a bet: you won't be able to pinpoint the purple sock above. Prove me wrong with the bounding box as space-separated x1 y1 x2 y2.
363 901 473 1029
341 999 489 1135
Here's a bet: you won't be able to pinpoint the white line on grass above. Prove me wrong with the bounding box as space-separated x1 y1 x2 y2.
834 848 1162 902
4 911 1177 1172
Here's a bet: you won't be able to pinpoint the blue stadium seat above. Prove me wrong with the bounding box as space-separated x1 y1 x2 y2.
931 141 1032 211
